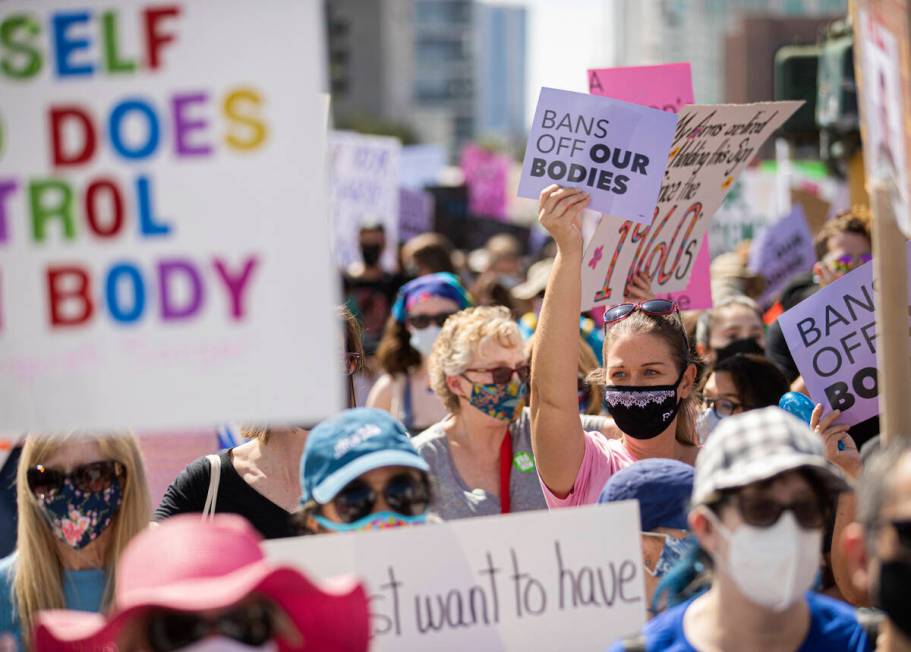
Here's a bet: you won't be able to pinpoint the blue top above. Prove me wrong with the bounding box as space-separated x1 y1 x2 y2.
608 592 872 652
0 553 107 650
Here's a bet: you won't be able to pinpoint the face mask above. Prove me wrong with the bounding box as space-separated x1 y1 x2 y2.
706 510 821 612
715 337 764 363
37 477 123 550
409 325 441 358
315 510 428 533
644 533 692 577
179 638 278 652
875 559 911 639
360 243 382 267
602 373 683 440
466 379 528 422
695 407 723 443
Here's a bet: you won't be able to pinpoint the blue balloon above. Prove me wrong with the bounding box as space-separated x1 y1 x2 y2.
779 391 816 424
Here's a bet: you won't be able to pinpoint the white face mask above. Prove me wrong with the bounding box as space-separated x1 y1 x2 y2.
177 638 279 652
706 510 821 612
695 407 723 443
409 324 441 358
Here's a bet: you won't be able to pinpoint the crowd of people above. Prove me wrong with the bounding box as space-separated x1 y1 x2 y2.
0 182 906 652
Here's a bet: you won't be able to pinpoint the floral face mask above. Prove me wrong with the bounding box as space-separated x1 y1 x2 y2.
36 474 124 550
466 379 528 422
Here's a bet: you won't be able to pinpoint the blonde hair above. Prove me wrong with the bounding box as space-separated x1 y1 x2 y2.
430 306 521 413
14 432 151 644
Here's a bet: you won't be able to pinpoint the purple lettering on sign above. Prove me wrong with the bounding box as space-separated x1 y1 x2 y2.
172 92 213 157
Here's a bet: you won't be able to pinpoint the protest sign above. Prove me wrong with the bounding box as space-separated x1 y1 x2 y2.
748 205 816 305
779 240 911 426
266 502 646 652
0 0 338 431
580 101 802 310
517 87 676 222
654 236 713 310
588 62 693 113
329 131 400 271
462 144 510 220
399 188 434 243
399 144 447 191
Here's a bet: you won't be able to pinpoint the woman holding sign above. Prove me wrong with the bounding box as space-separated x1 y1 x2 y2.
530 185 699 507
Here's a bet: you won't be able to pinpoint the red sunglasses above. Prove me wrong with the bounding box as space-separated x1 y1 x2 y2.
603 299 679 327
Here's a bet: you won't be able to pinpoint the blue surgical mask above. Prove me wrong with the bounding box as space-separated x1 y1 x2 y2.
37 478 124 550
644 533 693 577
315 510 428 533
409 325 441 358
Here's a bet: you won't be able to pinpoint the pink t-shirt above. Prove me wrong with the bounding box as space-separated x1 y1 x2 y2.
540 431 635 508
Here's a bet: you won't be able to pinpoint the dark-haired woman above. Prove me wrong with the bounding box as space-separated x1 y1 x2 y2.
367 273 472 434
530 185 700 508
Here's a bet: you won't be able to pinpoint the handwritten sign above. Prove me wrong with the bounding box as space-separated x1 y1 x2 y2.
329 131 400 271
266 502 646 652
398 188 434 243
748 205 816 305
588 62 693 113
779 241 911 426
0 0 339 431
462 144 510 220
580 102 802 309
517 87 676 222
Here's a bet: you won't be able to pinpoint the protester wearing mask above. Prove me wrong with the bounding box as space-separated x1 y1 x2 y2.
400 233 457 278
843 440 911 650
530 186 700 508
295 408 433 534
33 514 370 652
415 306 549 519
694 295 766 366
0 433 151 650
368 273 473 434
611 408 870 652
696 353 790 441
598 459 694 616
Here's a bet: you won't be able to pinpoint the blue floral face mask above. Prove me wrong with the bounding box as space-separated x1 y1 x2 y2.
644 532 693 577
315 511 427 533
36 474 124 550
466 379 528 422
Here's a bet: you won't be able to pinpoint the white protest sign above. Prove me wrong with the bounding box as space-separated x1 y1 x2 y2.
0 0 339 432
580 102 802 309
399 144 447 190
266 502 646 652
329 131 400 271
748 205 816 305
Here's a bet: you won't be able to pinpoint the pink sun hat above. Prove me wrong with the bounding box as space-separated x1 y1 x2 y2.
33 514 370 652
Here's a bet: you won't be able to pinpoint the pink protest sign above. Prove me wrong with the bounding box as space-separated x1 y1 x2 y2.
778 240 911 426
654 236 712 310
588 63 694 113
461 144 510 220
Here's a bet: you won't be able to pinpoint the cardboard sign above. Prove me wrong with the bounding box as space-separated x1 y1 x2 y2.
462 144 510 220
779 241 911 426
0 0 339 431
398 188 434 243
654 236 713 310
588 62 693 113
266 502 646 652
329 131 400 271
517 87 676 222
399 144 447 191
748 205 816 305
580 102 802 309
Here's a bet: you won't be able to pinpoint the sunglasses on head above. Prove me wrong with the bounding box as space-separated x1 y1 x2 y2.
721 491 827 530
146 600 275 652
27 460 125 499
603 299 679 327
406 312 454 329
329 472 430 524
463 363 531 385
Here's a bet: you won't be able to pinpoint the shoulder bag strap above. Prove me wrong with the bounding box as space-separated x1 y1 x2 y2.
201 453 222 522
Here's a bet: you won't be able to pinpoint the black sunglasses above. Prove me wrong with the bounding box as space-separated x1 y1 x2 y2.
27 460 125 499
406 312 454 329
462 363 531 385
722 492 827 530
330 473 430 524
879 518 911 551
603 299 679 326
146 600 275 652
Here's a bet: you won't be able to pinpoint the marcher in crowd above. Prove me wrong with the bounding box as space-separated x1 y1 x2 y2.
33 514 369 652
531 186 700 508
843 439 911 651
368 273 473 433
598 458 694 616
611 408 870 652
401 232 457 277
295 408 433 534
694 295 766 366
0 433 151 650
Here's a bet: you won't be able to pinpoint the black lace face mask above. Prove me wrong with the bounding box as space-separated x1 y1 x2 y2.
602 372 684 440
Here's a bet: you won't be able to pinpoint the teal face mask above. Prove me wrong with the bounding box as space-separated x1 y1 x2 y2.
315 511 428 533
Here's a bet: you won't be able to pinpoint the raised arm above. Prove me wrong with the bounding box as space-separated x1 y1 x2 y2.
530 185 592 497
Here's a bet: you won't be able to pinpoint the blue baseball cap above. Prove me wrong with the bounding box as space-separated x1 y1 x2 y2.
598 458 694 531
300 408 430 505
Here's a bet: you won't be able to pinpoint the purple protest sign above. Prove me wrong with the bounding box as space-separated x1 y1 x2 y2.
517 87 676 223
588 62 693 113
779 240 911 426
748 205 816 305
461 144 510 220
398 188 434 242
